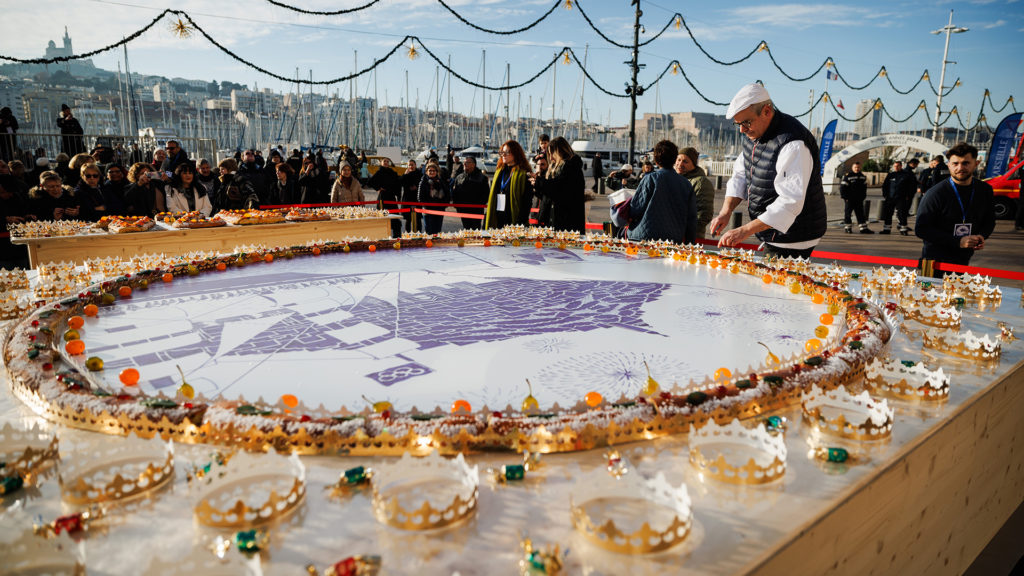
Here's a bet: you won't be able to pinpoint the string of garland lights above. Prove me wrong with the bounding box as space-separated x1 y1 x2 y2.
262 0 381 16
434 0 563 36
0 8 1014 127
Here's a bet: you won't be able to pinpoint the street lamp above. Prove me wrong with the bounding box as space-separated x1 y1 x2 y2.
931 10 968 142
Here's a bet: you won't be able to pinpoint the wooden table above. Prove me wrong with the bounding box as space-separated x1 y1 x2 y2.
11 217 396 267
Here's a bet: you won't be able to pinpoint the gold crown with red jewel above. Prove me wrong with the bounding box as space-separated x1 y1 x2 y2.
688 418 787 484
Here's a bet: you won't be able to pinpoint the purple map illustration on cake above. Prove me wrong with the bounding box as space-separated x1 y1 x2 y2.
75 246 830 411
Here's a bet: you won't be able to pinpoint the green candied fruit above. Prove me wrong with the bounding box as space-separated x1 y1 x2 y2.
686 391 708 406
804 356 824 367
849 341 864 350
235 405 272 416
735 379 753 390
763 376 784 388
900 360 917 368
141 398 179 409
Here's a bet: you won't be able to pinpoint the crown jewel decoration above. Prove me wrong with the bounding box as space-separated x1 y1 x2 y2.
191 451 306 528
801 385 893 440
570 456 692 555
689 418 787 484
370 451 479 531
865 358 950 401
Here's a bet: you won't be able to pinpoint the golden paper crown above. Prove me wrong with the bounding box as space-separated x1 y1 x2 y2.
862 266 916 294
570 459 692 555
0 267 30 290
371 451 478 530
59 438 173 506
922 328 1001 361
0 422 59 481
900 286 950 307
865 358 949 401
942 272 1002 300
688 418 787 484
801 384 893 440
903 300 961 329
806 262 850 288
192 451 305 528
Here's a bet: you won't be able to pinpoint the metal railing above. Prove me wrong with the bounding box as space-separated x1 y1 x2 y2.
7 132 219 164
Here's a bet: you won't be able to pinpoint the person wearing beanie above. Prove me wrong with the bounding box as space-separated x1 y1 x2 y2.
56 104 85 156
674 147 716 239
710 83 827 259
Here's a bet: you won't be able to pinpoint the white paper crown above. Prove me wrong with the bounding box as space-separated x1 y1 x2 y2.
191 451 306 528
942 272 1002 300
922 328 1001 361
865 358 950 401
801 384 893 440
862 266 916 293
903 299 962 328
806 262 850 288
59 438 174 505
688 418 787 484
570 461 692 555
371 451 479 530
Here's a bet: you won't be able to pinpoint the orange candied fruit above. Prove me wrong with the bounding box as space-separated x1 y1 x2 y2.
312 247 321 256
425 239 433 248
451 399 471 413
819 313 834 325
811 293 825 305
64 340 86 355
534 241 544 249
118 285 132 298
83 304 99 317
264 254 274 263
762 274 773 284
368 245 377 252
119 368 140 386
67 315 85 330
281 393 299 408
216 262 227 271
162 272 174 283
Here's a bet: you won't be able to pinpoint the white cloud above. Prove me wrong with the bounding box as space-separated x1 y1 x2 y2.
725 4 897 30
985 19 1007 28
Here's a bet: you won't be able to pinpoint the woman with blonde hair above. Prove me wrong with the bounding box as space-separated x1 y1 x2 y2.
124 162 164 216
484 140 532 228
65 152 96 189
538 136 586 232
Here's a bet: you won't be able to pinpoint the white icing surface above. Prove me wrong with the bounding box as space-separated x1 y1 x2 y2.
71 247 827 412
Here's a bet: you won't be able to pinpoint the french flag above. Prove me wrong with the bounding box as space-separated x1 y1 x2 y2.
827 71 839 81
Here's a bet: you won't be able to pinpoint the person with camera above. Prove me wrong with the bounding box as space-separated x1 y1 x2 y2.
605 164 639 192
123 163 163 217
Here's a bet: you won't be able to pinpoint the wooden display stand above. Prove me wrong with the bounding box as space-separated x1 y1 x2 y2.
748 359 1024 576
12 217 397 268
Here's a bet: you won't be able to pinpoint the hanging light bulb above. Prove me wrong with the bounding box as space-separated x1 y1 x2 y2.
984 89 990 96
823 93 830 103
169 17 193 39
564 0 573 9
407 41 419 61
950 106 958 115
917 102 926 110
563 50 571 65
825 58 834 69
674 15 682 30
921 71 929 81
874 100 883 110
879 67 887 78
757 41 767 52
671 62 680 75
954 80 961 87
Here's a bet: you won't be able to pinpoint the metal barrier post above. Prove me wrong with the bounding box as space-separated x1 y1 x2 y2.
863 200 871 221
731 213 743 230
410 207 419 233
920 258 934 278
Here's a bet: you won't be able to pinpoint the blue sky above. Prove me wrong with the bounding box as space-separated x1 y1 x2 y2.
3 0 1022 135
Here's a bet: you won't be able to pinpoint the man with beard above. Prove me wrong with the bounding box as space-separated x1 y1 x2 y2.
915 143 995 269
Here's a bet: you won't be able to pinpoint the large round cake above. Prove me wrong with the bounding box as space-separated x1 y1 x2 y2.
3 231 892 454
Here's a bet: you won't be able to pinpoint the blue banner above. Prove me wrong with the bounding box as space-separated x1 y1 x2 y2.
985 112 1022 178
819 119 837 176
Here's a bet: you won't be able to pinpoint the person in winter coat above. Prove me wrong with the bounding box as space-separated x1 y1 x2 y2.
214 158 259 213
161 140 191 173
530 155 551 226
484 140 533 228
273 162 300 206
367 157 403 237
418 162 450 234
330 162 364 204
98 163 127 215
0 177 33 268
297 157 328 204
0 106 18 162
627 139 697 244
124 162 163 217
195 159 219 198
74 164 109 221
237 150 271 205
164 163 212 216
452 156 490 230
838 161 873 234
29 171 80 221
675 147 716 239
535 137 585 233
56 104 85 156
400 160 423 233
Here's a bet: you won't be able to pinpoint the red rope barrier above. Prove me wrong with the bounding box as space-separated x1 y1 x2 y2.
933 261 1024 281
414 207 484 219
808 250 919 268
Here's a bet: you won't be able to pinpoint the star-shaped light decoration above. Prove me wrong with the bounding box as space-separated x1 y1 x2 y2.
169 17 193 39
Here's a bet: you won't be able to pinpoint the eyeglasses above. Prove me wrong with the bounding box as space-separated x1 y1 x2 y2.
84 174 100 179
500 150 512 157
166 146 177 151
734 118 756 131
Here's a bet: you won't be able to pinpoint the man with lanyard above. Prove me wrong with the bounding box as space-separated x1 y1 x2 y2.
914 142 995 270
710 83 827 259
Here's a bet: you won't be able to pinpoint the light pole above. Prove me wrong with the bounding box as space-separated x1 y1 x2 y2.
931 10 968 142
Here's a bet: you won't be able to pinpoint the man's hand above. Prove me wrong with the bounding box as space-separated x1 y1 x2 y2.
959 234 985 250
718 219 771 248
708 213 730 237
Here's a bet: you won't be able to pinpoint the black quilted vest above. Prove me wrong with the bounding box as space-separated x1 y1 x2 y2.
741 111 828 243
